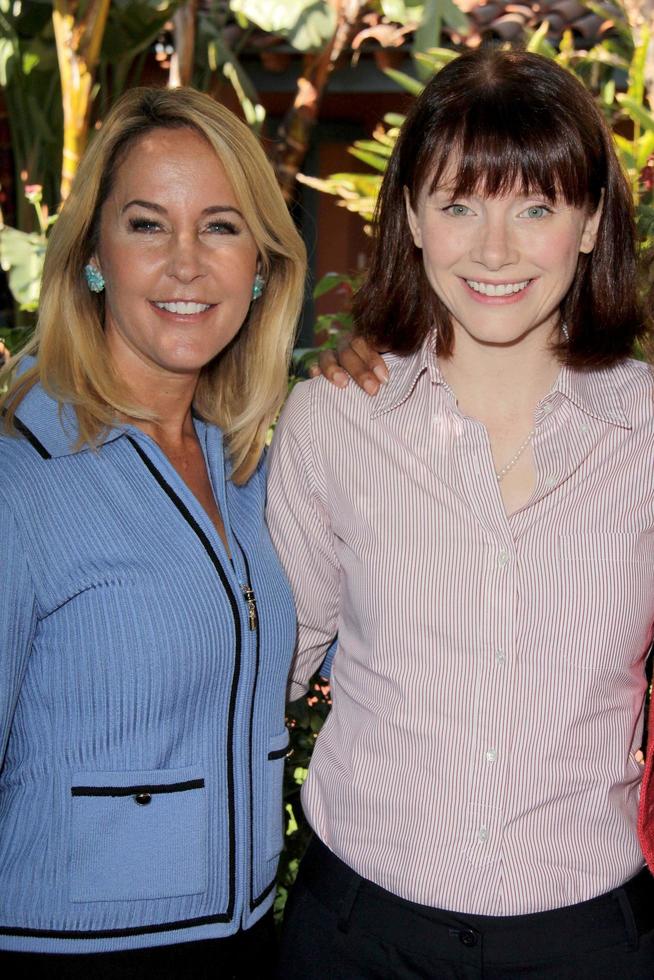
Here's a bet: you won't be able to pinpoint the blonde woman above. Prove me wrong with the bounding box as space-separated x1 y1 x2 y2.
0 87 305 979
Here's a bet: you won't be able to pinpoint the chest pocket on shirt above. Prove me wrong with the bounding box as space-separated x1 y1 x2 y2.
555 533 654 671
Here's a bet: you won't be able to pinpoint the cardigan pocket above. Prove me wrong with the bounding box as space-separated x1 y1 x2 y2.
266 731 290 861
69 765 207 903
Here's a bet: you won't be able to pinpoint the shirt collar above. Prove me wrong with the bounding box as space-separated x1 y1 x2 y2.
370 331 440 419
551 362 631 429
369 335 632 430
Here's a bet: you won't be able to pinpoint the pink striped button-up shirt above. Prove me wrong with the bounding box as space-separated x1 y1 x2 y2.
267 334 654 915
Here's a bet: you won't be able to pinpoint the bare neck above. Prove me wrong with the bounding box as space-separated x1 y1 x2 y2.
109 349 200 449
440 330 561 425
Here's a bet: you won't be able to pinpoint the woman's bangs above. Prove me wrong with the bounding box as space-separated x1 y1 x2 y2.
427 119 591 207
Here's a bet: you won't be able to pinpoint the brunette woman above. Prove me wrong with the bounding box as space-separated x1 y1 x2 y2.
268 49 654 978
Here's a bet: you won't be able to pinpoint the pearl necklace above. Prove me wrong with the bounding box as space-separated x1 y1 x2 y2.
495 430 534 481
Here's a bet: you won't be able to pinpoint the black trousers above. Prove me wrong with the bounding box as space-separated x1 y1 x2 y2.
277 837 654 979
0 909 276 980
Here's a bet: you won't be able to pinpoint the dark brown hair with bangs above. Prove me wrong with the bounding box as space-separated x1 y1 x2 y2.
354 48 647 366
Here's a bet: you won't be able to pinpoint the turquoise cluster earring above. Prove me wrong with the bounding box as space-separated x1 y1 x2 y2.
251 273 265 301
84 264 105 294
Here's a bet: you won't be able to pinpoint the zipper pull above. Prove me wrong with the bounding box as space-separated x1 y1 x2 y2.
242 584 258 631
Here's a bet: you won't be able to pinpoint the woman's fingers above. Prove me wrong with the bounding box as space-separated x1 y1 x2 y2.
310 350 350 388
348 336 389 388
310 336 389 394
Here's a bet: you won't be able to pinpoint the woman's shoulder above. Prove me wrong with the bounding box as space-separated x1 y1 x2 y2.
603 357 654 416
0 369 84 512
279 373 374 432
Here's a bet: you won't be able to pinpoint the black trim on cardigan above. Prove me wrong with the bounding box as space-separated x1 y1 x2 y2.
127 436 242 924
71 779 204 797
239 544 270 912
252 878 275 910
13 417 52 460
0 911 232 939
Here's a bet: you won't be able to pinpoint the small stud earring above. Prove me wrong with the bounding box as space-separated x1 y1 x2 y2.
84 264 105 293
251 273 265 301
561 321 570 342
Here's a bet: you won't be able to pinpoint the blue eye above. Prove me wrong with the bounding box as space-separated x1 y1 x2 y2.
522 205 551 219
444 203 472 217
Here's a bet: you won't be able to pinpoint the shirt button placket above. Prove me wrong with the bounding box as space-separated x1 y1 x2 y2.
497 549 509 568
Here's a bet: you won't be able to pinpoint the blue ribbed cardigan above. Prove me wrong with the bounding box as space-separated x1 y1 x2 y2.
0 376 296 953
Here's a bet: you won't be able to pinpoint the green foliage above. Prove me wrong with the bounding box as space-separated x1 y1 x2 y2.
230 0 337 52
275 674 332 921
297 112 401 226
0 0 62 217
0 224 46 312
97 0 183 111
201 12 267 134
0 184 54 313
412 0 468 79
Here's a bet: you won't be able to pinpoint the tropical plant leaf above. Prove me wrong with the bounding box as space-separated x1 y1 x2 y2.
313 272 353 298
617 94 654 134
348 147 391 172
613 133 636 170
101 0 182 64
380 0 424 22
0 35 16 87
230 0 337 52
384 112 406 127
626 28 648 107
0 225 46 312
584 2 633 45
352 139 393 158
415 46 458 72
526 22 557 59
601 77 615 107
383 66 423 96
412 0 468 80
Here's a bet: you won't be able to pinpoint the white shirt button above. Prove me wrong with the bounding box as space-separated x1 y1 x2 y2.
497 550 509 568
580 423 590 434
542 403 553 415
478 826 489 842
544 475 557 489
485 749 497 763
495 649 506 665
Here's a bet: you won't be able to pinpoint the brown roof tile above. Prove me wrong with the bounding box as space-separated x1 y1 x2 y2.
455 0 621 47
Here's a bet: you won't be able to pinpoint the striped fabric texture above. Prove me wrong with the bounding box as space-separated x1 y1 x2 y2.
267 334 654 916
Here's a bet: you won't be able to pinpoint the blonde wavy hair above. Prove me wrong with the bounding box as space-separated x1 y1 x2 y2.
1 87 306 483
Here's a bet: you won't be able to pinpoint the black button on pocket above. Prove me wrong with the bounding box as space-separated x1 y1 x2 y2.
459 929 477 947
70 769 207 902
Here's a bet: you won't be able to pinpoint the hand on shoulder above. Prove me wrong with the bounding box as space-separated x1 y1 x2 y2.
309 335 390 395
